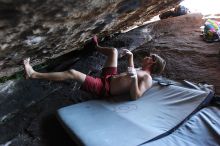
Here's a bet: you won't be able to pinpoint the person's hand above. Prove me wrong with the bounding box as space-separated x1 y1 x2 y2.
127 67 137 78
122 49 133 57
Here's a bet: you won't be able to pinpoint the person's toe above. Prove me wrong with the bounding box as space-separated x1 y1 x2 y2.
23 57 30 64
93 35 98 45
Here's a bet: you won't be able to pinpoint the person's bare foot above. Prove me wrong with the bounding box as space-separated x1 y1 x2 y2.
92 35 99 47
23 58 35 79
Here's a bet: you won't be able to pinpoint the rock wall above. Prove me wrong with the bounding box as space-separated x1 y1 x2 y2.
91 13 220 94
1 4 220 146
0 0 181 78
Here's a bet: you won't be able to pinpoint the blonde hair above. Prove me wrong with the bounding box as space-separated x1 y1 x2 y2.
151 54 166 74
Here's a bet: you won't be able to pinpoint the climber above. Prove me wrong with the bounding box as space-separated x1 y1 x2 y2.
23 36 166 100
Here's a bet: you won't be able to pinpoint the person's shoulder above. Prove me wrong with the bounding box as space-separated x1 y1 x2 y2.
141 73 152 83
144 73 152 80
141 73 153 89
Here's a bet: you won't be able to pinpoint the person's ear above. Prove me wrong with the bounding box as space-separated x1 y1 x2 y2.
150 61 155 67
152 59 156 64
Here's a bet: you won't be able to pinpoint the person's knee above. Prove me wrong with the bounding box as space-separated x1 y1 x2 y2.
66 69 76 79
111 48 118 56
66 69 86 82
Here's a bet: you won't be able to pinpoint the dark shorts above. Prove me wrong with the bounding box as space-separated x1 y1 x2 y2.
80 67 118 97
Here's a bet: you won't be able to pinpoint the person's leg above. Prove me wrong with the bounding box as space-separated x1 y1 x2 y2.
23 58 86 83
93 36 118 67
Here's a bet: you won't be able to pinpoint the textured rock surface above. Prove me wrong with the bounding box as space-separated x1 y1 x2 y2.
0 0 180 78
140 13 220 94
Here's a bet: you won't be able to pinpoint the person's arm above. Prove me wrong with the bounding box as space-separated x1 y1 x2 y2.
122 49 152 99
129 75 152 100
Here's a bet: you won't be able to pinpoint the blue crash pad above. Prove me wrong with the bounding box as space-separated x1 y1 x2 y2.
143 106 220 146
57 82 212 146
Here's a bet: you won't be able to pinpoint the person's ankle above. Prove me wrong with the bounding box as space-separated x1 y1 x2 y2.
96 45 103 51
30 71 36 78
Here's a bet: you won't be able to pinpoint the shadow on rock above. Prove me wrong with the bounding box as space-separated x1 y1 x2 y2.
41 114 76 146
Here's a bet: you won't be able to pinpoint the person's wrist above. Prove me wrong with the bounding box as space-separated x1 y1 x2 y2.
130 74 137 79
127 67 137 76
128 56 133 62
129 54 133 58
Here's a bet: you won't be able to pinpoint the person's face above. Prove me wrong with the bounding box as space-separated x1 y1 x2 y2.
142 54 156 67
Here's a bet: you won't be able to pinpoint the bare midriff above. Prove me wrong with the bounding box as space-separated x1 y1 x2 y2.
110 73 132 95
